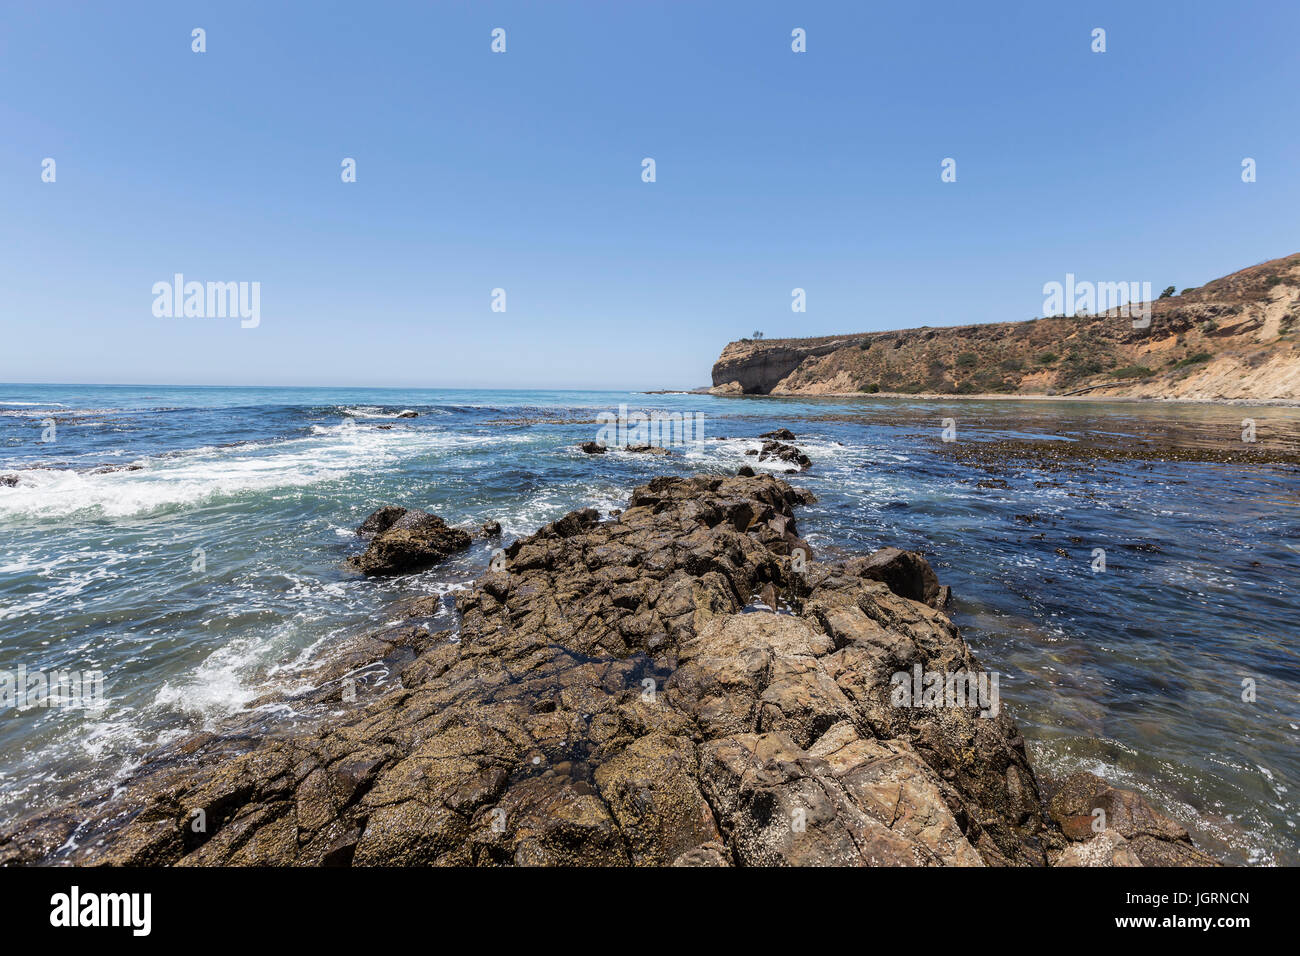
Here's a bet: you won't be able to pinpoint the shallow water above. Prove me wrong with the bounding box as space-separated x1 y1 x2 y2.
0 385 1296 864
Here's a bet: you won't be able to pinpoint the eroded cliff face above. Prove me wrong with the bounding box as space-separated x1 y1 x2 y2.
711 341 853 394
710 254 1300 401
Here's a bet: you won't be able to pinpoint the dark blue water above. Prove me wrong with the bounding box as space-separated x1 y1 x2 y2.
1 385 1296 864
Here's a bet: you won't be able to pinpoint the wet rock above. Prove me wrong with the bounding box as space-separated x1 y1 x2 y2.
357 506 407 536
0 475 19 487
844 547 942 607
396 410 419 418
578 441 606 454
754 440 811 471
760 428 797 441
348 510 472 576
392 594 441 620
624 444 672 456
737 465 756 477
480 520 502 537
1046 771 1219 866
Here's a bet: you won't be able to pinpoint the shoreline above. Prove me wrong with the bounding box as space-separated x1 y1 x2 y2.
0 470 1223 867
706 389 1300 407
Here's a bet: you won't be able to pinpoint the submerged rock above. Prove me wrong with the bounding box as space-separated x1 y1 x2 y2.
396 410 419 418
347 508 472 575
624 444 672 456
0 474 1214 867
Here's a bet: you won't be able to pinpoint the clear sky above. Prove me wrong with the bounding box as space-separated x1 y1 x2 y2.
2 0 1297 389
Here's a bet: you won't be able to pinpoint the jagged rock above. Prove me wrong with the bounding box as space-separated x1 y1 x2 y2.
480 520 502 537
1046 771 1219 866
761 428 797 441
750 440 811 471
0 475 19 487
357 505 407 536
625 444 672 456
392 594 441 619
845 547 942 607
0 474 1213 868
1054 830 1143 867
347 509 471 576
578 441 606 454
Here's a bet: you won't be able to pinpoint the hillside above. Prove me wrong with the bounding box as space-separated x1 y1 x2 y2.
710 254 1300 401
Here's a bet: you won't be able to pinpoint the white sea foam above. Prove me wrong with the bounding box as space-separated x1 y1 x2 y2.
337 405 444 419
0 426 529 521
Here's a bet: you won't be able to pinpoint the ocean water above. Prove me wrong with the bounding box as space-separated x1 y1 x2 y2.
0 384 1296 865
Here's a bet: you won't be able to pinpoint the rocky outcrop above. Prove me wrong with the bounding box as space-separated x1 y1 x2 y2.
580 441 673 456
347 507 472 576
1046 772 1219 867
710 253 1300 400
746 439 811 471
0 474 1213 867
712 340 857 395
845 547 942 608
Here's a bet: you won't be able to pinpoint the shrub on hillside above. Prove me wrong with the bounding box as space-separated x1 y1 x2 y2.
1173 352 1212 368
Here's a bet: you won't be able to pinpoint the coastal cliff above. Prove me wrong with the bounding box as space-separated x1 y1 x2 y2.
711 254 1300 400
0 472 1214 867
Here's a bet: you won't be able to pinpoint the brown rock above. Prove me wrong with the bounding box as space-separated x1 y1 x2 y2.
348 510 472 575
845 547 942 607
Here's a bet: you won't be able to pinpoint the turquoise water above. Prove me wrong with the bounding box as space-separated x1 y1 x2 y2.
0 385 1296 864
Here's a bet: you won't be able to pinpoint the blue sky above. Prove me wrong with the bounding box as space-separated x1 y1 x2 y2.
2 0 1297 389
